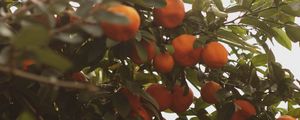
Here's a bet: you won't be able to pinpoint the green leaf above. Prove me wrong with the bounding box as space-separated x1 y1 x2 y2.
33 48 72 71
285 23 300 42
251 54 268 66
213 0 224 11
240 17 274 38
17 111 36 120
186 68 201 86
183 0 194 4
242 0 253 8
262 93 281 106
13 25 49 49
258 8 278 18
135 41 148 63
280 1 300 16
112 93 131 118
94 10 129 25
272 27 292 50
192 0 210 11
225 6 247 13
80 24 103 37
126 0 166 8
0 23 13 37
217 28 254 48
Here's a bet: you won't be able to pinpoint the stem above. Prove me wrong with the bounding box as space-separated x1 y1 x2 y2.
0 65 99 91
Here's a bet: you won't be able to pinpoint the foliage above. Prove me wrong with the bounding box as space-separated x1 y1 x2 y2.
0 0 300 120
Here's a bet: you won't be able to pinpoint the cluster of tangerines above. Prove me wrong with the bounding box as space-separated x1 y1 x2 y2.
25 0 297 119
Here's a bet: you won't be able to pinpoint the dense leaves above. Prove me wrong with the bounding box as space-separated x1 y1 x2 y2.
0 0 300 120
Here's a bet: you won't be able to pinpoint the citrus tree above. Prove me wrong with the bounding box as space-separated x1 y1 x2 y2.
0 0 300 120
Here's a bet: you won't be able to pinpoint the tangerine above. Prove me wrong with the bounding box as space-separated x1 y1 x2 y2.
153 0 185 29
172 34 202 67
201 42 228 68
146 84 172 111
234 99 256 118
277 115 296 120
231 110 248 120
153 52 174 73
100 4 140 42
200 81 222 104
170 84 194 113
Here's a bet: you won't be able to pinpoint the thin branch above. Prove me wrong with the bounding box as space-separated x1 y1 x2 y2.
0 65 99 92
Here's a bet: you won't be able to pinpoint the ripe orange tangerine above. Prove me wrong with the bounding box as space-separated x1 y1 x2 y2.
201 41 228 68
153 52 174 73
170 84 194 113
200 81 222 104
100 4 140 42
172 34 202 67
146 84 172 111
234 99 256 118
277 115 296 120
153 0 185 29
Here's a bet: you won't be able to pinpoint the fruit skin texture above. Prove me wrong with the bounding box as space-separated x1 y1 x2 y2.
202 42 228 68
130 40 156 65
153 0 185 29
200 81 222 104
231 110 248 120
119 88 151 120
100 4 140 42
146 84 172 111
153 52 174 73
170 84 194 113
277 115 296 120
234 99 256 118
172 34 202 67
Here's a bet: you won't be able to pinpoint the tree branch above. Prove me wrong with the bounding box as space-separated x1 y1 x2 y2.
0 65 99 92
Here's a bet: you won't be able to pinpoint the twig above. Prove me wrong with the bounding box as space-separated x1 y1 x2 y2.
0 65 99 92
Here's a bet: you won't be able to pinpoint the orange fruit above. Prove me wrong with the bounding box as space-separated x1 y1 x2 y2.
200 81 222 104
100 4 140 42
231 110 248 120
172 34 202 67
234 99 256 118
70 72 86 82
146 84 172 111
131 106 151 120
22 59 35 71
201 42 228 68
153 52 174 73
119 88 141 109
277 115 296 120
153 0 185 29
170 84 194 113
120 88 151 120
130 40 156 65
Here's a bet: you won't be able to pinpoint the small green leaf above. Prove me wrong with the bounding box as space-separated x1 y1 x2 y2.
252 54 268 66
33 48 72 71
13 25 49 49
272 27 292 50
112 93 131 118
80 24 103 37
258 8 278 18
186 68 201 86
17 111 36 120
280 1 300 16
240 17 274 37
285 23 300 42
94 10 129 25
135 41 148 63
